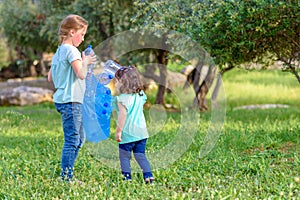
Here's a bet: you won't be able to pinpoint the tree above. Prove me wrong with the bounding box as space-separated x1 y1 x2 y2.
189 0 300 82
133 0 300 111
38 0 74 51
1 0 137 77
0 0 50 76
133 0 217 110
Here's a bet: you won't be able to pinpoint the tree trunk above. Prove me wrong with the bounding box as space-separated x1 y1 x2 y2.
288 63 300 84
28 60 37 77
210 64 235 108
192 67 201 107
211 72 223 108
145 51 157 75
196 65 216 111
155 49 169 105
38 52 47 76
191 59 204 108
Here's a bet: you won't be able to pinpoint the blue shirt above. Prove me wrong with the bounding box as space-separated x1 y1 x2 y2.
51 44 85 103
114 91 149 144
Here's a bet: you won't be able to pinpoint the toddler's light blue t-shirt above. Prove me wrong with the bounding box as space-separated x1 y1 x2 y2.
51 44 85 104
114 91 149 144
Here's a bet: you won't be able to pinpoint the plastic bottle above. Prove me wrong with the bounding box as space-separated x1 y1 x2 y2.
95 83 113 118
96 72 114 85
84 45 98 98
84 44 95 71
83 77 111 142
85 75 97 98
95 83 113 139
104 60 122 76
82 45 114 143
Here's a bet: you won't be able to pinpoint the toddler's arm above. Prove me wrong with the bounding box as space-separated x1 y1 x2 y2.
116 102 127 142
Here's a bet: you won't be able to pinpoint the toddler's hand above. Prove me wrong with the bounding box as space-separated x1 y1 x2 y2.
116 132 122 142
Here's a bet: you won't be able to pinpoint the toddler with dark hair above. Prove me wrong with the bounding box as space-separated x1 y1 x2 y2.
113 66 154 184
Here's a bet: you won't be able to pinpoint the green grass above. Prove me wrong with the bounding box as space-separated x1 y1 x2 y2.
223 69 300 108
0 69 299 199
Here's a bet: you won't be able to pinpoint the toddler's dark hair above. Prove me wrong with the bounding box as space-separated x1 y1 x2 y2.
115 66 144 95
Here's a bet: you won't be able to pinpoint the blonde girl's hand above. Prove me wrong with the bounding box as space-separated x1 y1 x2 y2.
116 132 122 142
82 52 97 67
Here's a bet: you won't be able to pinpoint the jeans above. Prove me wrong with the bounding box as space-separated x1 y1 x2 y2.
55 102 85 179
119 138 153 179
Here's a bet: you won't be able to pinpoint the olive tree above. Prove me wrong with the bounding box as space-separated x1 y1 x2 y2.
190 0 300 83
133 0 300 111
133 0 217 110
1 0 137 76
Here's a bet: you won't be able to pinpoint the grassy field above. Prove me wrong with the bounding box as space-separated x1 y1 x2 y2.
0 69 299 199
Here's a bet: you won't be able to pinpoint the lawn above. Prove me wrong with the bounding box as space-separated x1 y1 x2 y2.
0 69 299 199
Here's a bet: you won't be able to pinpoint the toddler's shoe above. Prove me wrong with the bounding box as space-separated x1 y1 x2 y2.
144 177 154 184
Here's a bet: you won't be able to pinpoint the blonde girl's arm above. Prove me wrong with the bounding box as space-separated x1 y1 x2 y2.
71 52 96 80
116 102 127 142
71 59 87 80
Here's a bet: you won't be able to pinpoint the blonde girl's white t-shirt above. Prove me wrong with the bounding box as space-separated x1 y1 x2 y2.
51 44 86 103
114 91 149 144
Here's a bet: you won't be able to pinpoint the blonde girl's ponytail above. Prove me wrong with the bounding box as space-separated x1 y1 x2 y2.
58 14 88 44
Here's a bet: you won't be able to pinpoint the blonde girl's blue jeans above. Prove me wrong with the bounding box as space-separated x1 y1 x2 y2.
55 102 85 180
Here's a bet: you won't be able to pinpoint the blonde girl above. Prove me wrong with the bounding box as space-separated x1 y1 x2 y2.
48 14 95 183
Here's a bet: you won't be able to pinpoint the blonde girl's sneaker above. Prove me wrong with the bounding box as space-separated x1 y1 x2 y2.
122 172 132 181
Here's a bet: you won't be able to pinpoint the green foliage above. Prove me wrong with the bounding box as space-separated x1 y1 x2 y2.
0 70 299 199
133 0 300 82
0 35 13 69
192 0 300 68
167 60 189 72
38 0 74 51
133 0 202 65
72 0 137 50
0 0 48 52
0 4 10 69
1 0 137 56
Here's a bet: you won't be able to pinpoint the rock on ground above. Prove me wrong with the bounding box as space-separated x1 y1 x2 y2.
0 86 53 106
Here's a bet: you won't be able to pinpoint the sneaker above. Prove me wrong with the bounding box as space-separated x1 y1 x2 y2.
123 176 132 182
144 177 154 184
60 171 67 181
122 172 132 181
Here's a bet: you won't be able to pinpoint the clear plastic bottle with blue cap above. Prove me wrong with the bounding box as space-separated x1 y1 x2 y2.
82 45 110 142
95 83 113 139
83 58 122 143
104 60 122 75
83 45 96 98
96 72 114 85
95 83 113 118
84 45 95 72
